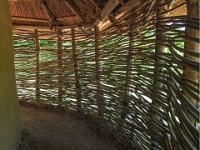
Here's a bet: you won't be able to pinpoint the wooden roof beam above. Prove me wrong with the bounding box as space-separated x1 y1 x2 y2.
100 0 141 30
11 16 77 22
12 23 93 30
41 0 56 29
114 0 141 16
94 0 120 27
63 0 85 22
12 16 49 23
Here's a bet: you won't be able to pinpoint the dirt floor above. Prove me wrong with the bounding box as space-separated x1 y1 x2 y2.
19 103 127 150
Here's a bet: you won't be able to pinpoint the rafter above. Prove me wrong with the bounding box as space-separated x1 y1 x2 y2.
114 0 140 16
41 0 56 29
63 0 84 22
94 0 120 27
100 0 141 30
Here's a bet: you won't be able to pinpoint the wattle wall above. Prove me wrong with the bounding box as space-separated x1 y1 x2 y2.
0 0 21 149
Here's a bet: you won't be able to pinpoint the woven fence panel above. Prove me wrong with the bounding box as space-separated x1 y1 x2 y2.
14 30 36 100
13 1 199 149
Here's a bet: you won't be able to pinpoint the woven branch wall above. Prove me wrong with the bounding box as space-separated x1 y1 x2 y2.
13 1 199 149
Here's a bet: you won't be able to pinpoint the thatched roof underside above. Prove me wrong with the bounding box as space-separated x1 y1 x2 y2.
8 0 186 30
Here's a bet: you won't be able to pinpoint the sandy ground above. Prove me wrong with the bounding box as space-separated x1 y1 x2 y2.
19 104 127 150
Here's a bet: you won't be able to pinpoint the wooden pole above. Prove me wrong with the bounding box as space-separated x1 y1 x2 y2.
184 0 199 124
94 0 119 27
151 0 169 148
95 26 103 115
57 29 63 105
121 25 135 119
35 29 40 101
71 27 82 112
0 0 21 149
153 0 168 105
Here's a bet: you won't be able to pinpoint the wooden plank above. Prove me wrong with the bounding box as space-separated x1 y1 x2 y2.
35 29 40 101
57 29 63 105
63 0 84 22
183 0 199 124
71 27 82 112
94 0 119 27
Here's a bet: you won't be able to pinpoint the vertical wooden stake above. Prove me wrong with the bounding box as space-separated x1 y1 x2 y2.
35 29 40 101
72 27 82 112
95 26 103 115
184 0 199 124
57 29 63 105
151 0 169 148
121 25 135 119
153 0 168 112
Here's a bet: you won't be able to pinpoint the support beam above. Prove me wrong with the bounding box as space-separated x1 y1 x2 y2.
95 26 103 115
41 0 56 29
100 0 140 30
114 0 140 16
71 27 82 112
121 25 135 119
12 16 77 22
12 23 93 30
151 0 169 148
57 29 63 105
118 0 125 6
94 0 120 27
35 29 40 101
56 15 77 21
12 16 49 23
183 0 199 124
63 0 84 22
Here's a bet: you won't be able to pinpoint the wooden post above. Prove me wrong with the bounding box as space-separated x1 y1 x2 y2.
95 26 103 115
153 0 168 110
71 27 82 112
57 29 63 105
0 0 21 148
121 25 135 119
151 0 169 148
184 0 199 124
35 29 40 101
